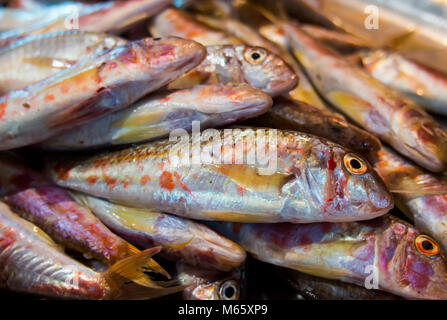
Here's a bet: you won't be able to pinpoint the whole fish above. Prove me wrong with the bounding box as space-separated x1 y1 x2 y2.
359 49 447 116
243 97 381 159
47 128 393 223
41 84 273 150
149 7 243 46
0 201 181 299
277 268 400 300
0 154 168 272
71 192 246 271
374 147 447 254
169 45 298 97
0 37 206 150
177 262 243 300
206 215 447 299
0 31 127 94
284 22 447 173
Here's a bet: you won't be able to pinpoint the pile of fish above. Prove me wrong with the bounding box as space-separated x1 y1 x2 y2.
1 0 447 300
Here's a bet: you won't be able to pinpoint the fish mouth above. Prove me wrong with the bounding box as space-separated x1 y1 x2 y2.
267 74 299 97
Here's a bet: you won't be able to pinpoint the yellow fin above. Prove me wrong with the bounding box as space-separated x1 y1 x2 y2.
104 247 170 288
165 238 193 250
22 57 75 69
202 210 275 222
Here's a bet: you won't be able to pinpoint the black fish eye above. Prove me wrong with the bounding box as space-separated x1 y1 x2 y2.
422 240 434 251
219 280 239 300
350 159 362 170
251 52 261 60
153 37 162 41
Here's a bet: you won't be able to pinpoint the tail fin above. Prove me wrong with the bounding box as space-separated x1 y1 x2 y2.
124 243 171 279
103 247 171 289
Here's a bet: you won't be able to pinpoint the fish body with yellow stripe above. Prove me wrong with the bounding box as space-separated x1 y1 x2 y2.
0 201 182 299
71 193 246 272
47 128 393 223
206 215 447 299
41 84 273 150
0 37 206 150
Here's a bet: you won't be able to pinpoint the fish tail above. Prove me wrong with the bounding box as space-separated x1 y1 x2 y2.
124 242 172 279
102 247 172 291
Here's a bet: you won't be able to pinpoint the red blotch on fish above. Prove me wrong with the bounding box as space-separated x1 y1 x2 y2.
60 86 69 94
327 157 337 170
104 176 118 191
53 162 72 181
86 175 98 185
44 94 55 102
140 175 151 186
160 171 175 191
236 185 246 196
0 98 7 119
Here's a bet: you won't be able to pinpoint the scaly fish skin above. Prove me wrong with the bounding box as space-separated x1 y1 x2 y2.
0 201 173 299
0 37 206 150
169 45 298 97
207 215 447 299
284 22 447 173
41 84 273 150
360 49 447 116
0 31 128 94
72 193 246 271
47 129 393 223
149 7 243 46
374 147 447 254
244 97 381 159
0 153 144 266
177 262 242 300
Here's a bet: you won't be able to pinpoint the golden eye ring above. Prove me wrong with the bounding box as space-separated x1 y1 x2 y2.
243 48 267 64
415 234 440 257
343 153 367 175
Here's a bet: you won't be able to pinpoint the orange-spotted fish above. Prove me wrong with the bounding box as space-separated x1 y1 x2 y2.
0 31 127 94
284 21 447 173
0 153 167 273
40 84 273 150
47 129 393 223
72 193 246 271
359 49 447 116
0 201 182 299
0 37 206 150
374 147 447 254
168 45 298 97
206 215 447 299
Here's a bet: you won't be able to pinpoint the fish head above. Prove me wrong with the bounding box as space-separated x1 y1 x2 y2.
178 263 243 300
392 105 447 172
234 45 298 97
137 36 207 77
282 143 393 222
377 217 447 299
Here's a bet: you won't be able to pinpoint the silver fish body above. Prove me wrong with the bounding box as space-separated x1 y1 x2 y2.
41 84 273 150
47 129 393 223
0 37 206 150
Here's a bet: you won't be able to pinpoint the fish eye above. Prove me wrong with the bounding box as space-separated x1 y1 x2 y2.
243 48 267 64
343 153 367 175
153 37 162 41
219 280 239 300
415 235 440 257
